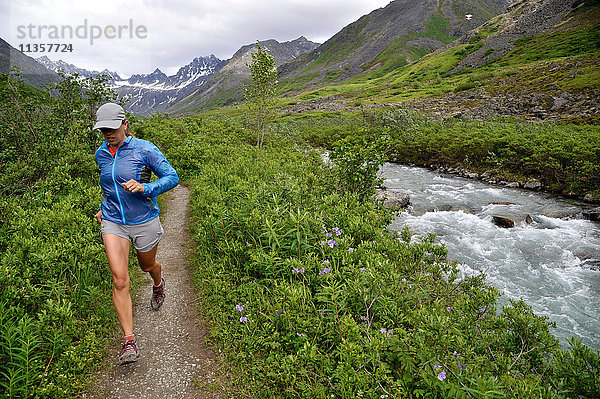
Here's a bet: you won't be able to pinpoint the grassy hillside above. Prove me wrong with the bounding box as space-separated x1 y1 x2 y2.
277 0 600 123
278 0 507 92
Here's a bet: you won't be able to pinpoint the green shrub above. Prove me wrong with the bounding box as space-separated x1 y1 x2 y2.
142 114 600 398
0 71 127 398
329 131 391 201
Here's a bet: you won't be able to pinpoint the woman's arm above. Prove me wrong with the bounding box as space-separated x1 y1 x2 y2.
140 142 179 197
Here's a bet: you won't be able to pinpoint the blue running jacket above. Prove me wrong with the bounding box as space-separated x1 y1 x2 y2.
95 136 179 225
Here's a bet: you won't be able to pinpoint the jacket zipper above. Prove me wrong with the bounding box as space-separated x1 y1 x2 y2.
110 146 127 225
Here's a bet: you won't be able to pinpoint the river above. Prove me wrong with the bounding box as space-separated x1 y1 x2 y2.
381 163 600 349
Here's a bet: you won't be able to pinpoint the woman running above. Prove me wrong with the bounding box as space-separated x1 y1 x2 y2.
93 102 179 364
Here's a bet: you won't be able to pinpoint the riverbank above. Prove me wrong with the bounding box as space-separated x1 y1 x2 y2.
277 107 600 202
386 162 600 224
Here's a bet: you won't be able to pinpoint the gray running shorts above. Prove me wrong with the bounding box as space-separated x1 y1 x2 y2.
101 216 164 253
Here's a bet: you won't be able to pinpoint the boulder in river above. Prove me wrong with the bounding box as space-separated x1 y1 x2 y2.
492 214 533 228
524 179 543 190
582 207 600 222
583 194 600 204
375 190 410 208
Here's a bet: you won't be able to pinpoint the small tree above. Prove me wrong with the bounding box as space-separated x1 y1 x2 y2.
245 41 277 148
329 130 391 202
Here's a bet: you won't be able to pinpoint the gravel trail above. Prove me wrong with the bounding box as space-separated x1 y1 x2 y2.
90 185 228 399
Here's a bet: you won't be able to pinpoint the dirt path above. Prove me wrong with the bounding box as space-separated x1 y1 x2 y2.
90 185 228 399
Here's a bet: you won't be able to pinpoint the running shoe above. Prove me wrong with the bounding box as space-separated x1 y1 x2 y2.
118 339 139 364
150 278 165 310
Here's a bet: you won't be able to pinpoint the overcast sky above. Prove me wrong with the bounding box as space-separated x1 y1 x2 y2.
1 0 391 77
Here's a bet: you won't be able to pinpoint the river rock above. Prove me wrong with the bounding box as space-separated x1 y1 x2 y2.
492 215 515 228
582 207 600 222
491 214 533 228
524 179 542 190
374 190 410 208
583 194 600 204
546 209 579 219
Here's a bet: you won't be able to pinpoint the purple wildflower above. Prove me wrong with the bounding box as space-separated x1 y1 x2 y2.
458 361 466 371
239 316 248 323
275 311 281 316
319 267 331 275
292 267 305 274
437 370 447 381
348 247 354 252
332 227 343 236
360 315 368 323
360 267 366 272
236 305 244 312
434 365 442 370
447 306 452 311
380 327 393 337
323 259 330 265
453 351 461 357
327 239 338 248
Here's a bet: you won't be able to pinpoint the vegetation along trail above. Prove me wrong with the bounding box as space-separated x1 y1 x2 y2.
91 185 227 399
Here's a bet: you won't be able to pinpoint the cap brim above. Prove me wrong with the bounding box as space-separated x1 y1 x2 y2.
94 119 123 130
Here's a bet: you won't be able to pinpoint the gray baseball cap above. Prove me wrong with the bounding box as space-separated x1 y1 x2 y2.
94 103 126 130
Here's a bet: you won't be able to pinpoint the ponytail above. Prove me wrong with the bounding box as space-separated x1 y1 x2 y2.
123 120 134 137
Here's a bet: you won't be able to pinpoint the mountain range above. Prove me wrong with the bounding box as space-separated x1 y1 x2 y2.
2 0 599 122
36 54 226 115
33 36 318 115
0 38 60 88
168 0 512 113
279 0 509 85
164 36 319 114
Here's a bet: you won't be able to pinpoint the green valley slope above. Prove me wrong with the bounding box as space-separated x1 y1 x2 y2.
280 0 600 124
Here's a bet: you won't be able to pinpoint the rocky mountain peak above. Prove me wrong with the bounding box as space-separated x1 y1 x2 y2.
279 0 508 84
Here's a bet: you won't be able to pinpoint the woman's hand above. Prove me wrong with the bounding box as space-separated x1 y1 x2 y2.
94 210 103 224
122 179 145 193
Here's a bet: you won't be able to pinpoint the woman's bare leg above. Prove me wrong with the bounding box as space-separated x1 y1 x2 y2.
137 244 162 285
103 233 133 336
